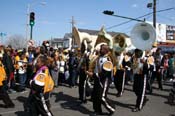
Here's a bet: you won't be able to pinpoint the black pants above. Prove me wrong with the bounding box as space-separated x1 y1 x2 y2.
114 69 125 95
92 75 102 113
150 70 163 90
100 77 115 113
29 93 53 116
92 74 115 113
78 69 86 101
0 86 14 108
146 70 153 93
133 74 147 110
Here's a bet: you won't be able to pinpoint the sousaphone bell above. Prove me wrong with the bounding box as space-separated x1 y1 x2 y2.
130 22 156 51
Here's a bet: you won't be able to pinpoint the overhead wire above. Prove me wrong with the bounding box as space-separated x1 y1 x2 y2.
118 14 153 35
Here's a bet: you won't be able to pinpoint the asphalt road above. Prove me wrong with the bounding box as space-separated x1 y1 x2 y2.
0 81 174 116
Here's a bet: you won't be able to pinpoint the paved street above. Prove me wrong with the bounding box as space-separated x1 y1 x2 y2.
0 81 174 116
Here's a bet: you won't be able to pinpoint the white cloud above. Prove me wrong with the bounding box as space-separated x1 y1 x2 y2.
131 4 138 8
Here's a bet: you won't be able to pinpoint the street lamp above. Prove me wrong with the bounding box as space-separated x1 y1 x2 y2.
26 1 46 41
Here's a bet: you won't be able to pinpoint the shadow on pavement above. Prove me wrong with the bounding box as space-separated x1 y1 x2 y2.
15 96 29 116
51 91 93 115
110 99 135 110
15 111 30 116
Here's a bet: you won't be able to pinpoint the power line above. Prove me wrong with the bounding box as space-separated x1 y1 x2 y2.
117 15 153 34
106 7 174 30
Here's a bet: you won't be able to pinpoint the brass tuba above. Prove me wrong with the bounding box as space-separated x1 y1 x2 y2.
112 34 127 55
94 26 113 50
72 27 97 53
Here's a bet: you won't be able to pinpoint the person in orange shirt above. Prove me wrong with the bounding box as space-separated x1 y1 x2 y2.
0 53 15 108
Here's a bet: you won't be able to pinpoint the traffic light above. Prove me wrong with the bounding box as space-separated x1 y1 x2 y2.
103 10 114 15
30 12 35 26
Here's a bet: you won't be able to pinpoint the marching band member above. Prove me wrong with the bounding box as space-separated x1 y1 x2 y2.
113 51 125 97
87 44 115 115
29 55 54 116
113 34 127 97
145 51 154 94
122 52 132 85
132 49 149 112
78 43 91 103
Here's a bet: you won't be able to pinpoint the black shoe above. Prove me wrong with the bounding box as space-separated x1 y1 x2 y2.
116 93 122 97
80 100 87 104
108 111 115 116
132 108 140 112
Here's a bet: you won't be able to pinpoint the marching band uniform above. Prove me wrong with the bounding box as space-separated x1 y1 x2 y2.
78 53 90 103
29 55 54 116
122 53 132 85
145 52 154 94
132 49 148 112
113 52 125 97
87 44 115 115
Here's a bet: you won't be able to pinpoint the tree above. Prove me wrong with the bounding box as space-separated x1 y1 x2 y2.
5 34 27 49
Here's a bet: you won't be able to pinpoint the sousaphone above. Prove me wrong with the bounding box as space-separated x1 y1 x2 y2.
130 22 156 51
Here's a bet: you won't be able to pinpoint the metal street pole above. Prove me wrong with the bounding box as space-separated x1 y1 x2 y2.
71 16 76 49
153 0 156 28
26 2 46 41
30 25 33 40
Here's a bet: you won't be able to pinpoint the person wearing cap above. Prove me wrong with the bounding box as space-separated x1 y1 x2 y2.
86 44 115 115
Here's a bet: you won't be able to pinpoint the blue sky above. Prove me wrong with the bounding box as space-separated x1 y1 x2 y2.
0 0 175 44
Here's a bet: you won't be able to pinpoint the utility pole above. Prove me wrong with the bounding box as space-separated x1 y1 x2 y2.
71 16 76 49
153 0 156 28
